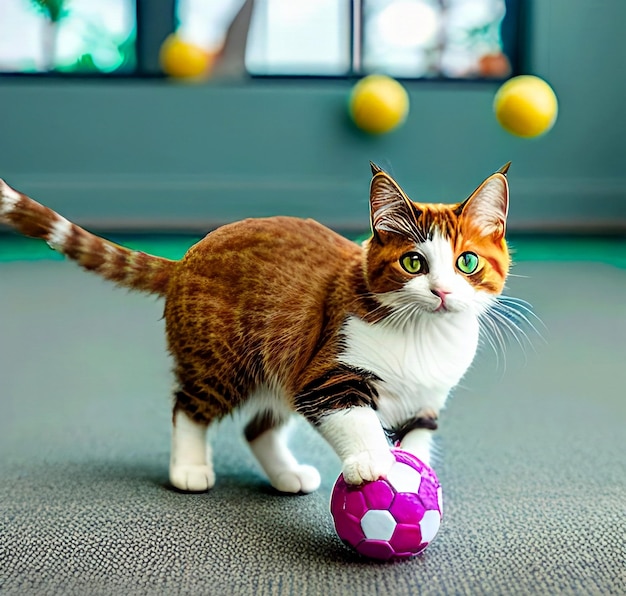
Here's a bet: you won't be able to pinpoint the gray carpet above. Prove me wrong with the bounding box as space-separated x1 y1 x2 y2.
1 257 625 595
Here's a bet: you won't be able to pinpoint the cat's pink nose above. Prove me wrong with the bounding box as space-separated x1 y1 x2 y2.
431 288 451 309
431 288 451 300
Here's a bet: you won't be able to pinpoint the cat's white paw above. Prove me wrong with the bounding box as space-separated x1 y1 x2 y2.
170 464 215 493
342 450 395 485
270 465 321 494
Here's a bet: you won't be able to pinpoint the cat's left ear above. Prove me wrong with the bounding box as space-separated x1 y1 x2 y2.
369 163 419 242
460 163 510 238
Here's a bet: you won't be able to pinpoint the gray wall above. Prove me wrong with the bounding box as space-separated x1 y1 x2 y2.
1 0 625 234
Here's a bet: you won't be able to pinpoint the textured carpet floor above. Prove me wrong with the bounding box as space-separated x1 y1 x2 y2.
0 250 625 595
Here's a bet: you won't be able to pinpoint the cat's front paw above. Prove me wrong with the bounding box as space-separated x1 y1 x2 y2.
342 449 395 485
170 464 215 493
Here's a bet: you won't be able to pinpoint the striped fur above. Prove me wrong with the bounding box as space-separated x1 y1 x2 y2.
0 179 175 295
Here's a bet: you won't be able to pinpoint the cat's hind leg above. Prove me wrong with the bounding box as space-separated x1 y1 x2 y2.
170 406 215 492
245 411 321 494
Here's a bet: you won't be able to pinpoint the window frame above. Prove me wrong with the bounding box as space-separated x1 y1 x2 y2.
0 0 527 81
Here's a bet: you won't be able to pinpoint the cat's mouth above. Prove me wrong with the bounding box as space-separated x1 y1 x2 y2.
429 297 468 315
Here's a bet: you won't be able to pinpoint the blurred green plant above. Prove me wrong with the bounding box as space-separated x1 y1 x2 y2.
115 32 137 72
58 37 136 74
28 0 69 22
24 0 135 74
62 53 99 73
26 0 71 70
56 24 137 74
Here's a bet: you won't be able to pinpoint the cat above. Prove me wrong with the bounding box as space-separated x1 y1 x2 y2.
0 163 517 495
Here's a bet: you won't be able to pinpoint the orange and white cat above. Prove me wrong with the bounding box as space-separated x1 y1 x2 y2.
0 163 517 494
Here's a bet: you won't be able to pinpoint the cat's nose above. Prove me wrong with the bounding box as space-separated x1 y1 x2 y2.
431 288 451 310
430 288 451 301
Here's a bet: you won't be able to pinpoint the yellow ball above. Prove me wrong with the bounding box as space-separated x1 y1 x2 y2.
494 75 558 138
159 34 212 79
349 75 409 135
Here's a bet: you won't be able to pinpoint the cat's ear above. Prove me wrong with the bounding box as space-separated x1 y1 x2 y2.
370 161 384 176
369 166 419 242
460 164 510 237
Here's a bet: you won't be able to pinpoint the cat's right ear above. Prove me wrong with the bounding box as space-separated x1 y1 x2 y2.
369 169 419 243
459 168 509 238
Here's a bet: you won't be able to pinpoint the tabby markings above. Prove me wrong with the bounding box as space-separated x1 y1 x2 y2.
0 182 20 216
48 217 73 249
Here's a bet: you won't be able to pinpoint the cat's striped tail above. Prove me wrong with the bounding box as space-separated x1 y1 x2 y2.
0 179 175 296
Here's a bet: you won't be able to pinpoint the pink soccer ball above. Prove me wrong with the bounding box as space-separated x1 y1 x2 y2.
330 449 443 560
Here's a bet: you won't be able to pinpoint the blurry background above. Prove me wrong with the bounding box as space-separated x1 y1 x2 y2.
0 0 624 234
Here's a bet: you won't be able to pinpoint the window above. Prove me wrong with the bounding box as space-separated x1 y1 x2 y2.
245 0 352 76
0 0 522 79
181 0 521 79
0 0 136 74
361 0 514 78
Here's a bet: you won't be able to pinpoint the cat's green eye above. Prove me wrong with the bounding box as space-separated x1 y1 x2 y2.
457 252 480 274
400 253 426 275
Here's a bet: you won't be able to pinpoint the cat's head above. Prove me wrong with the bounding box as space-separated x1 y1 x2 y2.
364 163 510 317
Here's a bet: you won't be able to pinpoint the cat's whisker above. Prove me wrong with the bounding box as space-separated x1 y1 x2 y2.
478 320 503 371
478 312 509 370
505 272 530 279
495 296 546 343
485 305 524 342
504 312 545 346
384 302 419 330
392 314 409 330
484 306 533 361
493 302 539 335
497 295 539 315
347 292 390 322
497 297 545 329
369 300 394 320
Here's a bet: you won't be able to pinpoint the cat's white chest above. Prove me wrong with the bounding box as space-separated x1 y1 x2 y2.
338 313 479 428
